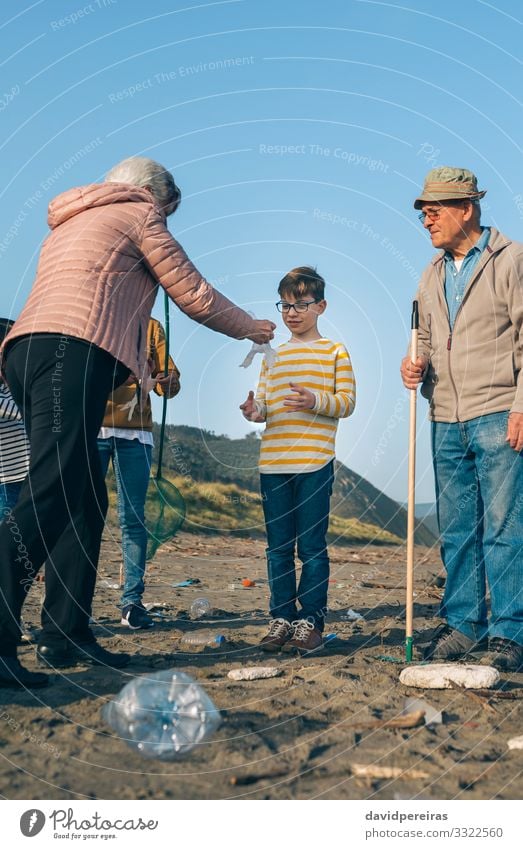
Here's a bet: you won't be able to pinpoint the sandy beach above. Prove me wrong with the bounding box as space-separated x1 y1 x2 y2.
1 532 521 801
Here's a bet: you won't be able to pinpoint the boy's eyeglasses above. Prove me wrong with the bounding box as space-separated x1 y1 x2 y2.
276 300 320 313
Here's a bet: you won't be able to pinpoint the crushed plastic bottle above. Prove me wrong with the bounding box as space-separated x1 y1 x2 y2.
341 608 364 621
180 631 226 648
190 597 212 620
102 669 221 760
100 578 120 590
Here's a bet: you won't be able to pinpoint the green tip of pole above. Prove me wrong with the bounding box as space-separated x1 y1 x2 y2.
405 636 413 663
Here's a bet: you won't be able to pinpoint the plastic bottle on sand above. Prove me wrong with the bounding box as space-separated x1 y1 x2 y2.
190 598 212 619
102 669 221 760
180 631 226 648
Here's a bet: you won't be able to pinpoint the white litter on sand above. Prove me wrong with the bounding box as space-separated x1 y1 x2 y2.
341 608 364 621
227 667 283 681
403 697 442 726
507 735 523 751
399 664 499 690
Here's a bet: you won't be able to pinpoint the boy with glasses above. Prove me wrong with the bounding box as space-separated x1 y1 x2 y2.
240 267 356 653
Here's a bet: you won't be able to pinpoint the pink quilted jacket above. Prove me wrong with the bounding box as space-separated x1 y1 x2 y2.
2 183 256 375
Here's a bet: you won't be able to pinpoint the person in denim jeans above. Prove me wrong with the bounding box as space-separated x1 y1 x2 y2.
0 319 29 519
401 167 523 671
241 267 356 654
98 318 180 630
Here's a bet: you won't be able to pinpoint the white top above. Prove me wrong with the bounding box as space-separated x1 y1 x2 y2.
98 427 154 446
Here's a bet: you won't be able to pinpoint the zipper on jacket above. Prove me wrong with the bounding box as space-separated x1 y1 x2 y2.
435 262 460 420
446 324 460 421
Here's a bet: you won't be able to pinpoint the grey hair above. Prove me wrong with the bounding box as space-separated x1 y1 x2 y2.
105 156 181 216
469 198 482 224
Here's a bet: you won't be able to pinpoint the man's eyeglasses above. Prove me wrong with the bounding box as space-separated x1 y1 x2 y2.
276 300 320 313
418 200 473 224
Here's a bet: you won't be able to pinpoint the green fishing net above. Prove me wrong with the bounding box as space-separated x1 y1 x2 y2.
145 475 186 560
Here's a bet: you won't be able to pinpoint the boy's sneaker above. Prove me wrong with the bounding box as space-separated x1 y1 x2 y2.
481 638 523 672
121 603 155 630
282 619 323 655
259 618 293 652
422 623 487 661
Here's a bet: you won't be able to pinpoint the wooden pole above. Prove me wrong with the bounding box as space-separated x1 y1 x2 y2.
406 300 419 662
156 291 170 481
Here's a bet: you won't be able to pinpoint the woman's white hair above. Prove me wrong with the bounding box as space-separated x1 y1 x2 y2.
105 156 181 216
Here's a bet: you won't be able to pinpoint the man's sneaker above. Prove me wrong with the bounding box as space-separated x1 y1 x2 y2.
121 603 155 630
259 618 293 652
482 638 523 672
422 623 487 661
282 619 323 655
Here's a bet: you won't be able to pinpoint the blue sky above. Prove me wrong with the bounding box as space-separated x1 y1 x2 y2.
1 0 522 503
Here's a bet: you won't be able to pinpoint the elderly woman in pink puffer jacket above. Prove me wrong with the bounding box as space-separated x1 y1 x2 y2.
0 156 275 687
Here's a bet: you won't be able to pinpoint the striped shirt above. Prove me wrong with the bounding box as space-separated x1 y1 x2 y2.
255 338 356 474
0 383 30 483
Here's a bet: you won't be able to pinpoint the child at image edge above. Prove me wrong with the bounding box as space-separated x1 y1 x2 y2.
240 267 356 653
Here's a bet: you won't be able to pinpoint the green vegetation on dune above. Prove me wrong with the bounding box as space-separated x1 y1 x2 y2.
148 474 403 545
147 424 435 546
107 468 402 545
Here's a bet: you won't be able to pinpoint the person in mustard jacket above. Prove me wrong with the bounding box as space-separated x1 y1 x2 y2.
98 318 179 630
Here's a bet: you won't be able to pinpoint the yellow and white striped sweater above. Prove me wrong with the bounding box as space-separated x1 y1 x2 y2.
255 338 356 474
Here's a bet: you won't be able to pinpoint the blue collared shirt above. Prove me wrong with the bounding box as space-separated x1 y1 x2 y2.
444 227 491 328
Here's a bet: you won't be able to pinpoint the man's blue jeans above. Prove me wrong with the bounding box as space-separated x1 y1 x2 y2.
432 412 523 646
260 461 334 631
98 437 152 609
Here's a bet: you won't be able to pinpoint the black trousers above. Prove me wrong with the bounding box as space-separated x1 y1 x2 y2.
0 335 128 656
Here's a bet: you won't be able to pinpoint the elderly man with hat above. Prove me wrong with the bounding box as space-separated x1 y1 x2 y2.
401 166 523 671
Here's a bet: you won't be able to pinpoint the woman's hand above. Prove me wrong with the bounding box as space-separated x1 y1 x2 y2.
245 319 276 344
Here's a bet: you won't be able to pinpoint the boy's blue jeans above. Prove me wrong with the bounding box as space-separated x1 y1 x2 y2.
0 480 24 517
260 460 334 632
432 411 523 646
98 436 152 609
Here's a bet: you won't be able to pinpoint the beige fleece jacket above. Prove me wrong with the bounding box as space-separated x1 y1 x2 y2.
414 228 523 422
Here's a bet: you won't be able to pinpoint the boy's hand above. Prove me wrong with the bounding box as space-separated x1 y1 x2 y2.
240 390 265 422
284 382 316 410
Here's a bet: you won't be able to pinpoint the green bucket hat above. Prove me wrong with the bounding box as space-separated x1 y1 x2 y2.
414 166 486 209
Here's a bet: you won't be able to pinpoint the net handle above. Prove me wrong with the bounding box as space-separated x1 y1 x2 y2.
156 291 170 480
